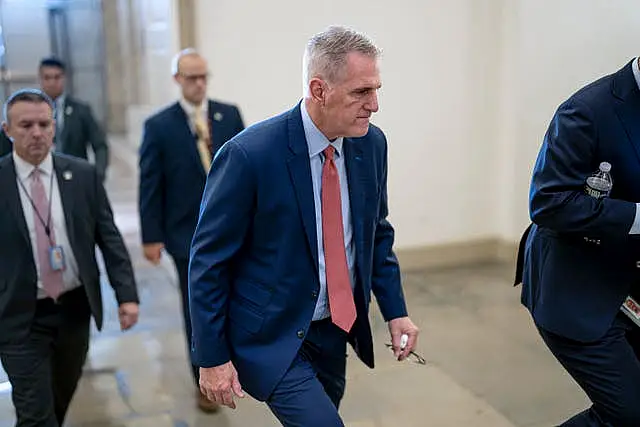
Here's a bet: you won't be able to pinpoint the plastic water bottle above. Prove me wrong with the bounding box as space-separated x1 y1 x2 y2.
584 162 613 199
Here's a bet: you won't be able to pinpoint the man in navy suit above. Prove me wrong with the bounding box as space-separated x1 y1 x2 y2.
137 48 244 412
189 26 419 426
521 58 640 426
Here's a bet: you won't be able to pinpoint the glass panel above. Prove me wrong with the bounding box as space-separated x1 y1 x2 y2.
54 0 107 126
0 0 106 125
0 0 46 105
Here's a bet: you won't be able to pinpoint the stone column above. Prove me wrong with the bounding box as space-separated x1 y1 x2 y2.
177 0 196 49
101 0 128 134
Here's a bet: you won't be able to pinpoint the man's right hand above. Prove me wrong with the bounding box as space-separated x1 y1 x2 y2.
200 362 245 409
143 242 164 264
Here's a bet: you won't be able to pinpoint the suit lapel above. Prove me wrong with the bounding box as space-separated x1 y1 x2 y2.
343 138 366 282
52 155 77 249
286 104 319 273
613 61 640 164
0 156 31 247
209 100 224 153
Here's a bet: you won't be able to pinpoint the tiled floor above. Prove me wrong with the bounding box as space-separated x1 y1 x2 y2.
0 142 589 426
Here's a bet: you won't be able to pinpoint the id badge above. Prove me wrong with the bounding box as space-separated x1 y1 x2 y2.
49 246 66 271
622 296 640 328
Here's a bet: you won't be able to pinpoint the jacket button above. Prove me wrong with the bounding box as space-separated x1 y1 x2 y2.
311 290 318 298
296 330 305 339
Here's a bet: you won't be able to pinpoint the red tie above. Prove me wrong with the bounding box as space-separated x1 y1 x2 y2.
321 146 357 333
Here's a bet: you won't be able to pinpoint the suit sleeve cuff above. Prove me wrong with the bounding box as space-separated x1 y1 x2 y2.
378 299 408 322
191 338 231 368
630 203 640 234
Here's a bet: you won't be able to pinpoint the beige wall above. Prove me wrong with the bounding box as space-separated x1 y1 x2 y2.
125 0 639 252
496 0 640 240
193 0 504 251
191 0 640 251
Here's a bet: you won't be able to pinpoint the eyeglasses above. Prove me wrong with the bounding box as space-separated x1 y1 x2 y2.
384 343 427 365
179 72 209 83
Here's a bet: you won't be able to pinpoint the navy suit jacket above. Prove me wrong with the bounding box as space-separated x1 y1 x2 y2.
0 130 11 158
189 103 408 401
138 99 244 259
521 60 640 342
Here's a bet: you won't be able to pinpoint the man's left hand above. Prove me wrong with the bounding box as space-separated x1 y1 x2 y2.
118 302 139 331
388 316 419 361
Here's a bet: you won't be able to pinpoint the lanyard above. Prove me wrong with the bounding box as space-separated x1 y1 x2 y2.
17 169 55 243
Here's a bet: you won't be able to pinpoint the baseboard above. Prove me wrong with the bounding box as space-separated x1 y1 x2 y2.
396 238 519 272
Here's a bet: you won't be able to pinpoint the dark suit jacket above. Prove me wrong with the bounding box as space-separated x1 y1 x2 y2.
55 96 109 181
138 99 245 260
0 130 10 158
0 153 139 347
188 103 408 401
520 60 640 343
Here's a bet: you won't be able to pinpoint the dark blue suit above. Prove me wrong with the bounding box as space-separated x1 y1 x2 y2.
189 103 408 425
521 60 640 426
138 99 244 384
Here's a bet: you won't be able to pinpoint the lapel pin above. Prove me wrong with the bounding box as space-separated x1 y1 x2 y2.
65 106 73 116
63 170 73 180
214 112 223 121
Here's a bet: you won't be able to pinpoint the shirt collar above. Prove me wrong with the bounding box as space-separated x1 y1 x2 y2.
180 98 208 117
300 101 343 159
13 151 54 181
633 57 640 92
51 94 66 112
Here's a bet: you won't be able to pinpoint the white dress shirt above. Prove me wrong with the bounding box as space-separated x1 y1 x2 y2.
179 98 208 134
54 94 66 131
13 152 81 298
300 102 356 321
628 58 640 233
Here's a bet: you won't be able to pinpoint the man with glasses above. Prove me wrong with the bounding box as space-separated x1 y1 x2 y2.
137 48 245 412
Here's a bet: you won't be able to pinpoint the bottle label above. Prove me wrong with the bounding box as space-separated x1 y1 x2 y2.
585 184 607 199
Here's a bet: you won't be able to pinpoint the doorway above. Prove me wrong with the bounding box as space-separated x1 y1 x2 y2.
0 0 107 126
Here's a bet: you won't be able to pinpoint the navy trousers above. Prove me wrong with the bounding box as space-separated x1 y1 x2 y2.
266 318 348 427
538 313 640 426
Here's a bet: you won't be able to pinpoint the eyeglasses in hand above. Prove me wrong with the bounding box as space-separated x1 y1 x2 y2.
385 343 427 365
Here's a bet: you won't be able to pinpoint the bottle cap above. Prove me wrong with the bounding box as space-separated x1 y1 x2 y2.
599 162 611 173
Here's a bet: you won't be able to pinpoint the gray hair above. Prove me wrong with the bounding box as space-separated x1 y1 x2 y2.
302 26 381 95
171 47 199 76
3 88 54 124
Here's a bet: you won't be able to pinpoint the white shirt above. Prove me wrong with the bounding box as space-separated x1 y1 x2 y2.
54 94 66 131
628 58 640 234
300 102 356 321
179 98 208 135
13 152 81 298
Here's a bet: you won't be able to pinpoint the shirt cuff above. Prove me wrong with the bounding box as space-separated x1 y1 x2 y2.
630 203 640 234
